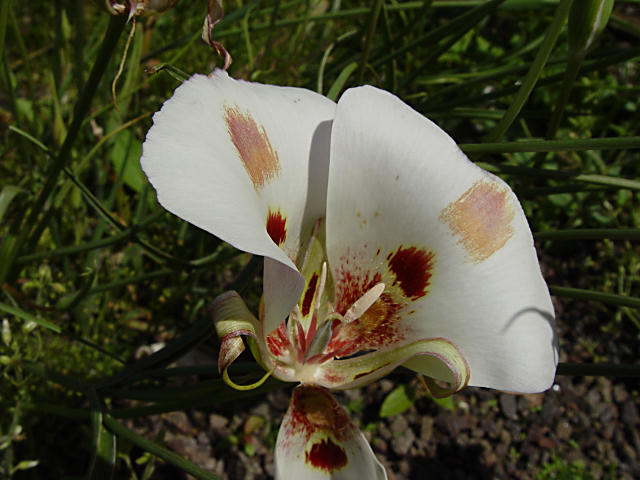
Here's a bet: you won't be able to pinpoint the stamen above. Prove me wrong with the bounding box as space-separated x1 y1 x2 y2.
343 282 386 324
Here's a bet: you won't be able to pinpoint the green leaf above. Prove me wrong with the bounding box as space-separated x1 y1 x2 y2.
0 185 26 222
327 62 357 102
110 130 145 193
379 384 416 418
86 390 116 480
11 460 39 473
0 302 62 334
103 415 221 480
568 0 614 57
432 395 455 411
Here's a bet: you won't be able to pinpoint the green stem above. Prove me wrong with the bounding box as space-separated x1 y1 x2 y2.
486 0 573 141
0 0 8 62
534 228 640 241
15 211 163 264
478 162 640 191
0 15 127 284
357 0 383 85
549 286 640 309
557 362 640 377
460 136 640 153
546 53 584 138
102 415 221 480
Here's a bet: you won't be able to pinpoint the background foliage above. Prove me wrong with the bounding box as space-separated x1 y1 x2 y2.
0 0 638 478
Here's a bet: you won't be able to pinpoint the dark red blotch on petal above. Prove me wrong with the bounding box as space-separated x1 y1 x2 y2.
301 273 319 316
388 246 434 300
266 209 287 246
305 438 348 472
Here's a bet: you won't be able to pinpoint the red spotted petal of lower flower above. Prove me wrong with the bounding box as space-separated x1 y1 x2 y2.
275 385 386 480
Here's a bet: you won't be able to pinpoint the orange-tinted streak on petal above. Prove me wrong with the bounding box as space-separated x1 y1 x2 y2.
223 103 281 190
266 208 287 245
439 180 515 263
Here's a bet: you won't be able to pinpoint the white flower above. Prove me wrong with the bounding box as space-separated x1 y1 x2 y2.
141 70 557 479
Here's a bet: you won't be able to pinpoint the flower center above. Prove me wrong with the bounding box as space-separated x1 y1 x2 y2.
267 263 388 384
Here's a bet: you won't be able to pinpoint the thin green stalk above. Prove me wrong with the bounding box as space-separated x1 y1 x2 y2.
0 301 62 333
486 0 573 141
96 314 216 388
460 136 640 153
0 301 124 362
357 0 383 85
534 229 640 241
557 362 640 377
110 378 284 418
102 415 221 480
426 47 640 111
477 162 640 191
86 269 176 296
19 402 90 421
546 53 583 138
549 286 640 309
0 0 8 61
0 14 128 285
371 0 507 69
15 210 163 264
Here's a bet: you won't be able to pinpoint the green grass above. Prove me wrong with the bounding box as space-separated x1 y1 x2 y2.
1 0 639 478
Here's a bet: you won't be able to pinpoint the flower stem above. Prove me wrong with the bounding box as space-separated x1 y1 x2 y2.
485 0 573 141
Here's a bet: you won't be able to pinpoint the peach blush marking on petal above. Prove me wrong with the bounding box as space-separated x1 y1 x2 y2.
439 180 515 263
266 208 287 246
223 103 280 190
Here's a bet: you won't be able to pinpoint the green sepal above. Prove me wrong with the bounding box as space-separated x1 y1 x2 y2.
318 337 470 394
210 291 273 391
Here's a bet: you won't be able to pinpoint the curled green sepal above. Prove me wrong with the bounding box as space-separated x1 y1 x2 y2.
210 291 272 390
222 365 276 391
316 337 470 395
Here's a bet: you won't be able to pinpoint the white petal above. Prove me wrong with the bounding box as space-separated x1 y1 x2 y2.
141 70 336 331
275 386 386 480
326 86 556 393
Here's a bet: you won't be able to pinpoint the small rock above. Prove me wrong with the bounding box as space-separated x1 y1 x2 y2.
596 377 612 402
622 400 639 425
391 429 415 456
585 389 601 413
420 417 434 441
379 379 395 394
378 423 393 440
613 384 629 403
599 404 617 423
209 413 229 431
164 411 191 433
250 402 270 418
500 393 518 420
267 389 290 410
390 414 409 433
541 398 560 425
556 420 572 440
